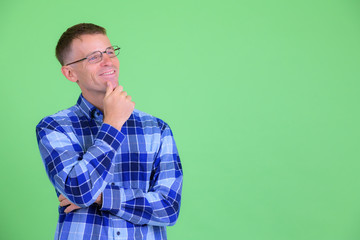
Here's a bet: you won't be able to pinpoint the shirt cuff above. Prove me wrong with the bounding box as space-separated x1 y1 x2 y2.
100 184 121 213
96 123 125 150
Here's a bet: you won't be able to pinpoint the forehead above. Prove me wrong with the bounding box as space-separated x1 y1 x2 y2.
70 34 112 56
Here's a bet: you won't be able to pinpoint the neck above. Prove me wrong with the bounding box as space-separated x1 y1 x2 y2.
82 92 105 113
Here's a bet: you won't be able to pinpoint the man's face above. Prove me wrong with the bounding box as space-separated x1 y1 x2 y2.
66 34 120 99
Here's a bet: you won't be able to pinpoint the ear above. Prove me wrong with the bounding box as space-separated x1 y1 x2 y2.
61 66 78 83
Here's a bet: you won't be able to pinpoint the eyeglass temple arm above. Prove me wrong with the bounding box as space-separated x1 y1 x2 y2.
65 57 87 66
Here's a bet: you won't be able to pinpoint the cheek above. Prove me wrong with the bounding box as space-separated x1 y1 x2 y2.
84 66 98 78
114 58 120 68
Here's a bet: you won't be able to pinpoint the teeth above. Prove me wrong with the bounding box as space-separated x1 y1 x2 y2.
102 71 114 76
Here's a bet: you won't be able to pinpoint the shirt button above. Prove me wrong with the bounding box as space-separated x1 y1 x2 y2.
117 231 120 236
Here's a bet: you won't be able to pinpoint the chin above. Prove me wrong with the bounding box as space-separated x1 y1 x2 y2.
111 80 119 87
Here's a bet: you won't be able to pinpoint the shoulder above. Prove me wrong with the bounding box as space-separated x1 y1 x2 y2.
36 105 82 132
132 109 169 131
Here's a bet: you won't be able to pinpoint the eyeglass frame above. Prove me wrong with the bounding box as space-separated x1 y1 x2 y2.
65 45 120 66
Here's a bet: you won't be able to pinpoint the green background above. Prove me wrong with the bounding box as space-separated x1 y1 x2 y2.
1 0 360 239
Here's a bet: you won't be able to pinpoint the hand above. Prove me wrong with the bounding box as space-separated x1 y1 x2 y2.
58 194 102 213
58 194 81 213
103 82 135 131
95 193 103 207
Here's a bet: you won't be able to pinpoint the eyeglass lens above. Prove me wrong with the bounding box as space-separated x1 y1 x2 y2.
88 46 120 64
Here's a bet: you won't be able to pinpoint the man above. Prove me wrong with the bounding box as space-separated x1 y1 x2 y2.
36 23 183 240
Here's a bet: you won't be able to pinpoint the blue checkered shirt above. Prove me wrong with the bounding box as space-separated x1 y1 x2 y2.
36 95 183 240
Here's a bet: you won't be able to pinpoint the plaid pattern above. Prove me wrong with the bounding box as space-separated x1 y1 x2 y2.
36 95 183 240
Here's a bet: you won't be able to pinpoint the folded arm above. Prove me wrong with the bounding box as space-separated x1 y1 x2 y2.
36 119 125 207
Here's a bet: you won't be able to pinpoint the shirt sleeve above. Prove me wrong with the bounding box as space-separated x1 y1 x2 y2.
36 117 125 207
100 124 183 226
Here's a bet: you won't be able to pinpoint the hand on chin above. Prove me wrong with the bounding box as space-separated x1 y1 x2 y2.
106 80 118 91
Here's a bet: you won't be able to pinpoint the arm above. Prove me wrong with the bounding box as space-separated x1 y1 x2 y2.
36 121 125 207
37 83 134 208
100 124 183 226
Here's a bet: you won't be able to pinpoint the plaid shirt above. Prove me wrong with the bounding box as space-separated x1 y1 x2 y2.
36 95 183 240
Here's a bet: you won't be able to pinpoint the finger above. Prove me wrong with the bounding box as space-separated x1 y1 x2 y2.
126 95 132 101
112 85 123 94
105 81 113 98
58 194 66 202
120 91 128 97
59 199 71 207
64 204 81 214
64 205 76 213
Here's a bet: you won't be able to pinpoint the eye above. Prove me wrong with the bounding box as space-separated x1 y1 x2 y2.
107 46 120 57
88 53 101 62
107 49 115 55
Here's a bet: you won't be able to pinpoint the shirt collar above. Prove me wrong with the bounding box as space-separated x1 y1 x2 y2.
76 94 103 120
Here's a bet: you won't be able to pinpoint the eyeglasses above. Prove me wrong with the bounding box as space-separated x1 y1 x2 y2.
65 45 120 66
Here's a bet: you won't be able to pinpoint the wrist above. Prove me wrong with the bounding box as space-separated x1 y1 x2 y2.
103 119 124 131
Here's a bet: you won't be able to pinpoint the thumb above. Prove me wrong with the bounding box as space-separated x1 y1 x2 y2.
105 81 113 97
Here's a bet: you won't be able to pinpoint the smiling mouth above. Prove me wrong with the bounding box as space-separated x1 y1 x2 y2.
100 70 115 76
